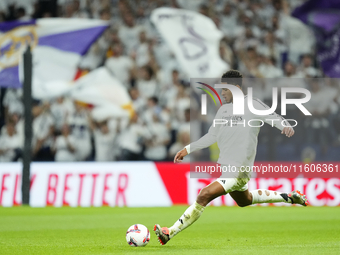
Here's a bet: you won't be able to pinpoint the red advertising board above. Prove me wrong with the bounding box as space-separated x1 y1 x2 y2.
0 162 339 207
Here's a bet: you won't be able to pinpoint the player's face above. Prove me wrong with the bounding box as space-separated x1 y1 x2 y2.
221 88 233 103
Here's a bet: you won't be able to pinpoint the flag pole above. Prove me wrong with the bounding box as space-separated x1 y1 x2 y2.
22 45 33 206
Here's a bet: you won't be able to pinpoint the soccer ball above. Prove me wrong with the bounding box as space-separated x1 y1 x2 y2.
126 224 150 247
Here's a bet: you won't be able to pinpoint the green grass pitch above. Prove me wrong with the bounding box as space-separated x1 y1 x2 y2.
0 206 339 255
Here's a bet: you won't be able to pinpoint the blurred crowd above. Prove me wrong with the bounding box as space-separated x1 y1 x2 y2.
1 0 340 162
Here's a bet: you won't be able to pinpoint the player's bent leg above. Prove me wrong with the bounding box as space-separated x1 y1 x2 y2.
154 181 226 245
249 189 308 206
229 189 253 207
225 179 309 207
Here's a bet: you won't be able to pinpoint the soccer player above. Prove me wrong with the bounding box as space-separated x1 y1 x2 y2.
154 70 308 245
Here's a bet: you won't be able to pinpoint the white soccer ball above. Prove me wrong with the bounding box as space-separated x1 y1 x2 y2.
126 224 150 247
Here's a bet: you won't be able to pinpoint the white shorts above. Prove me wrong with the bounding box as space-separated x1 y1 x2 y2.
216 177 249 193
215 165 251 193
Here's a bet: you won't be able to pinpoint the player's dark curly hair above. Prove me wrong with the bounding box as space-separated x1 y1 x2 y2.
221 70 243 87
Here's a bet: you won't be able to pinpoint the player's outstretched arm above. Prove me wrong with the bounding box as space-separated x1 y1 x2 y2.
174 147 188 163
174 107 221 163
174 129 217 163
281 126 294 137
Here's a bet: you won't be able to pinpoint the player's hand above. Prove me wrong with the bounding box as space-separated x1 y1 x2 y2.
281 127 294 137
174 148 188 163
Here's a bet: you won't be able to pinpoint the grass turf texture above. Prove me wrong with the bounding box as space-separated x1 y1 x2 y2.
0 206 339 255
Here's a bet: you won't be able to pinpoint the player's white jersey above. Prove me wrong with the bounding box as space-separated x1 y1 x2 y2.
187 96 289 168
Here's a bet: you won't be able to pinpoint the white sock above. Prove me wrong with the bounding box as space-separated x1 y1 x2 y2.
168 202 205 239
250 189 292 204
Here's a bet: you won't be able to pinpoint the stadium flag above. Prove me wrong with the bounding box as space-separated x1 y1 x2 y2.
292 0 340 77
70 67 134 118
0 18 108 88
151 7 229 78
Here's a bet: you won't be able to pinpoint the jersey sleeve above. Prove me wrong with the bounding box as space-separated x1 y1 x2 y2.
185 108 221 154
251 98 291 131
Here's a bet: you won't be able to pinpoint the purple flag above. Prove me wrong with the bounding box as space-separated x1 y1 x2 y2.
0 18 108 88
292 0 340 77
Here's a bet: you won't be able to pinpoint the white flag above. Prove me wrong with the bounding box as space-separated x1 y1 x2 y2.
151 8 229 78
70 67 131 106
70 67 133 118
31 67 133 118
